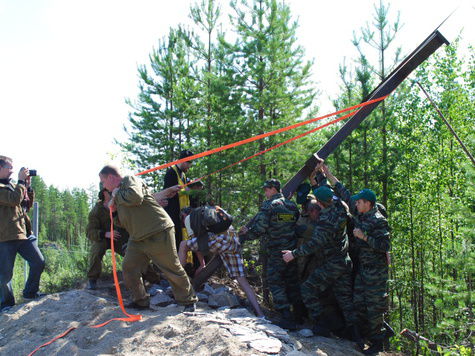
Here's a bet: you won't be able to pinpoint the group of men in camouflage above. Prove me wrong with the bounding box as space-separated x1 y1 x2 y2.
240 160 391 355
80 151 390 355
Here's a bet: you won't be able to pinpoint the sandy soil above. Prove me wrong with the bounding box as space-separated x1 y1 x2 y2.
0 281 401 356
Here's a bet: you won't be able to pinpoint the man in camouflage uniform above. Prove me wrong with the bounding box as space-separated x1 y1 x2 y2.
323 164 390 355
282 186 363 348
86 188 129 290
240 179 302 329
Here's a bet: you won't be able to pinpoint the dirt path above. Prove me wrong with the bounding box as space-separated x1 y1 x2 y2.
0 282 398 356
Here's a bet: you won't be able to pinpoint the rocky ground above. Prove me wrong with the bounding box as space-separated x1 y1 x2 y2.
0 279 403 356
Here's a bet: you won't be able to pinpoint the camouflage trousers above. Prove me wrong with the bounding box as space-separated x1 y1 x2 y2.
266 252 302 311
354 265 388 341
301 257 357 326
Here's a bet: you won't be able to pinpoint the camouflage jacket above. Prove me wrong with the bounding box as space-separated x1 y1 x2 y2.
333 182 390 267
246 193 299 250
295 214 316 244
292 199 350 261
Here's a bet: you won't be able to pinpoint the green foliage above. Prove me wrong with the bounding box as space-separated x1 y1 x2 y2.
115 0 474 353
120 0 317 211
30 176 91 247
11 178 97 302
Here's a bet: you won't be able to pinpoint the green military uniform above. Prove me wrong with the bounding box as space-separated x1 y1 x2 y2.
334 182 390 343
86 200 128 281
295 213 320 280
246 192 301 311
114 176 197 307
292 197 357 328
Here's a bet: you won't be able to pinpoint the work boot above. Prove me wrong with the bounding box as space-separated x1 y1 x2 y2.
23 292 46 301
292 302 308 324
0 305 13 314
348 325 365 351
126 301 150 310
183 303 196 313
276 308 297 330
363 339 384 355
312 322 331 338
87 279 97 290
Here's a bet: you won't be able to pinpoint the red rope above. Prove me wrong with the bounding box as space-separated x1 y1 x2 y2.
184 109 359 188
90 207 142 328
27 327 76 356
28 208 141 356
136 95 387 176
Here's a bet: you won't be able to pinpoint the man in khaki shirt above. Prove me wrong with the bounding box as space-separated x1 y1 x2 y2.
99 165 197 310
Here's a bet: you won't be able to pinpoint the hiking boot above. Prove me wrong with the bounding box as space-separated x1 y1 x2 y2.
0 305 13 313
312 322 331 337
126 302 150 310
23 293 46 301
276 308 297 330
363 339 384 355
87 279 97 290
292 302 308 324
183 303 196 313
348 325 365 351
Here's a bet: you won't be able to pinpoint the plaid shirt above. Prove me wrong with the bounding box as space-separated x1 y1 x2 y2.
186 227 245 277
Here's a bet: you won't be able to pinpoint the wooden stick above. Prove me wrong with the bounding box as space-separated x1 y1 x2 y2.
417 81 475 167
400 328 440 351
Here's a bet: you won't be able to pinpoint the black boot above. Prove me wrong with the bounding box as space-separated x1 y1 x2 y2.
363 339 384 355
276 308 297 330
292 302 308 324
312 320 331 338
348 325 365 351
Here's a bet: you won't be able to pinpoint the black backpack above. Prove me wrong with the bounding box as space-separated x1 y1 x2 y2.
189 205 233 255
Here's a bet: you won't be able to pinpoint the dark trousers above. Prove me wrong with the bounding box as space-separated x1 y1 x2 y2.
0 236 45 308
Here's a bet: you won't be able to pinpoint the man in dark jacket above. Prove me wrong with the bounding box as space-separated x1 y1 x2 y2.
163 150 194 248
0 156 45 313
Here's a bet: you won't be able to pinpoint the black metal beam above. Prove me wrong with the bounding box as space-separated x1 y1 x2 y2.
282 30 449 198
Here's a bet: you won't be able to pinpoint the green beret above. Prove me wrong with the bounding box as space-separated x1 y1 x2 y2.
314 186 333 202
351 188 376 203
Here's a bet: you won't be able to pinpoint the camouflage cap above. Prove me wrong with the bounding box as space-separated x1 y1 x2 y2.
262 179 281 191
351 188 377 203
313 186 334 202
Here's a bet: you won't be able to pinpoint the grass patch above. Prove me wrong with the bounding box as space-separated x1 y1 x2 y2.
11 239 121 301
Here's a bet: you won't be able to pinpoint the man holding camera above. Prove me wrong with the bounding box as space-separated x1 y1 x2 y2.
0 156 45 313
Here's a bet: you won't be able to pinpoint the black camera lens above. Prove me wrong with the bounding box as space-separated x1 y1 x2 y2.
29 170 37 176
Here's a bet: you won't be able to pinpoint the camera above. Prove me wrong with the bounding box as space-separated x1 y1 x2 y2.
29 170 37 176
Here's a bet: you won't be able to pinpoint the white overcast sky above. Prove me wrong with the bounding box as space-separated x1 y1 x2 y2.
0 0 473 191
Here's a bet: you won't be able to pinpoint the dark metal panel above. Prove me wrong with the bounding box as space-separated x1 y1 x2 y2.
282 30 449 198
